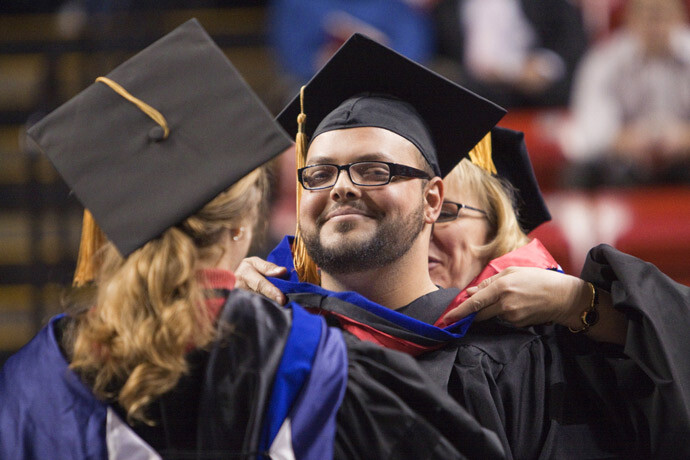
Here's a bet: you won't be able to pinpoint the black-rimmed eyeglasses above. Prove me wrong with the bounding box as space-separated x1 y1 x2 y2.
436 200 488 223
298 161 431 190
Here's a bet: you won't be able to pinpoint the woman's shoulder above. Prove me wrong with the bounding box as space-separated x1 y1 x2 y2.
1 316 67 383
220 289 295 333
0 315 108 445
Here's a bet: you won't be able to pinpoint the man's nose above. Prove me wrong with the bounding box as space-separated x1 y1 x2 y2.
330 169 361 200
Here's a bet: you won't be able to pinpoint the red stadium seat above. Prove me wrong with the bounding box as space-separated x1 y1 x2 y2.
604 187 690 286
532 187 690 286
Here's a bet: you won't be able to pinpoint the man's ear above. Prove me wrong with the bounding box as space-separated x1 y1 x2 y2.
423 177 443 224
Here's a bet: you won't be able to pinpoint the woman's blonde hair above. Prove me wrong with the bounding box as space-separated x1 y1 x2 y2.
67 166 270 425
444 159 530 261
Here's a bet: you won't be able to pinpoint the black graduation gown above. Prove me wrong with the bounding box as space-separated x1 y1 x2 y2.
418 316 621 459
289 244 690 459
205 291 506 460
563 244 690 458
290 289 610 459
24 288 503 460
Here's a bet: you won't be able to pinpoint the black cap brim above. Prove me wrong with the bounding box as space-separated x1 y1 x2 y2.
491 127 551 232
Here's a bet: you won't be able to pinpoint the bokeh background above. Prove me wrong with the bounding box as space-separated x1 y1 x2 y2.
2 0 689 366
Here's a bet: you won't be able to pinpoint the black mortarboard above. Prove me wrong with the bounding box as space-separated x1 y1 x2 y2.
490 127 551 232
276 33 506 177
26 19 292 257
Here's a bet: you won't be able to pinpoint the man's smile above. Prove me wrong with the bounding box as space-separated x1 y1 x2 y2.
319 205 378 225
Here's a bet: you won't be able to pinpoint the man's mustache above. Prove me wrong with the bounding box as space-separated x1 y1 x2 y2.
316 203 383 226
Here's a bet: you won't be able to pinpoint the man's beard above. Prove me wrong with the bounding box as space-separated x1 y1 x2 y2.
300 201 426 275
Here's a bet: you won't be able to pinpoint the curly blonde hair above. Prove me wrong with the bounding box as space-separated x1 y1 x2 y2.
444 159 530 262
67 166 270 424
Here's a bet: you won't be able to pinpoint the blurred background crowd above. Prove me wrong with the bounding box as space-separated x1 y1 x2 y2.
1 0 689 365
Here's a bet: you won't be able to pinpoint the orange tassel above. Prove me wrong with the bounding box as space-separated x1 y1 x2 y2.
292 86 321 284
73 209 107 286
468 132 497 174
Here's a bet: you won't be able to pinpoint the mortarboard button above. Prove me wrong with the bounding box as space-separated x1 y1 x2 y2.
149 125 166 142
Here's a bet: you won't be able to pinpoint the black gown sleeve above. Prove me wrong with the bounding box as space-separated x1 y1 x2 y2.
438 320 628 459
197 289 293 457
572 244 690 458
336 332 505 460
199 291 507 460
439 323 553 460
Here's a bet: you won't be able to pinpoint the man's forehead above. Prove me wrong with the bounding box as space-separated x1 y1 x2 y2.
306 126 423 165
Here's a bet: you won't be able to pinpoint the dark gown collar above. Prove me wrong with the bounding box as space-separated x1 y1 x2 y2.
397 287 461 325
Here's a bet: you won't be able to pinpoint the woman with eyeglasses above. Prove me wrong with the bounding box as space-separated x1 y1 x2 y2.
428 129 690 459
433 154 631 342
429 155 629 343
429 158 531 298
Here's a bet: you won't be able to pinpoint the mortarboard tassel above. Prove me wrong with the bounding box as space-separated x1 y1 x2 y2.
95 76 170 139
468 132 497 174
292 86 321 284
73 209 108 286
71 77 169 286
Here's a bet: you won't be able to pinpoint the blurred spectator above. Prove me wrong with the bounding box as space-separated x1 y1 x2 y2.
434 0 588 108
563 0 690 187
267 0 438 95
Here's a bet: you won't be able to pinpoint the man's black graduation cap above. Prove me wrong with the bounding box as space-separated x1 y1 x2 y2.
26 19 292 257
276 33 506 177
489 127 551 232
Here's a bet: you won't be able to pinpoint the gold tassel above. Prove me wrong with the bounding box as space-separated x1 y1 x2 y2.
73 209 107 286
292 86 321 284
95 76 169 139
468 132 497 174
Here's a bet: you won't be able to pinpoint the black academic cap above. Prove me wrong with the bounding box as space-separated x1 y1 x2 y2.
26 19 292 257
491 127 551 232
276 33 506 177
